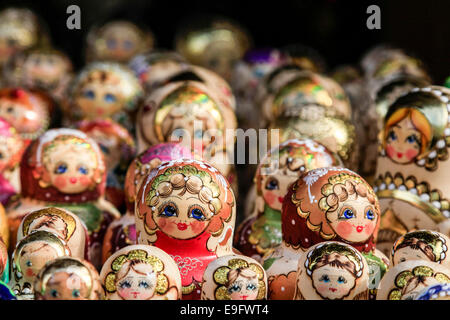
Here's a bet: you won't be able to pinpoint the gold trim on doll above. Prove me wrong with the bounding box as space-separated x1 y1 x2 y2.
293 168 380 241
104 249 172 298
212 258 266 300
388 265 450 300
380 86 450 170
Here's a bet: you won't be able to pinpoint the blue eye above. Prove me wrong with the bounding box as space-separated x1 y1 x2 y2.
99 144 110 154
26 260 32 267
388 130 397 141
246 283 257 291
123 40 134 50
338 276 347 284
190 207 205 221
106 39 116 49
50 289 58 298
161 205 177 217
119 280 131 289
138 281 149 289
78 166 88 175
228 283 241 293
55 163 68 174
72 289 80 298
342 209 354 219
319 275 330 283
265 178 279 190
406 135 418 144
366 209 375 220
83 90 95 99
104 93 117 103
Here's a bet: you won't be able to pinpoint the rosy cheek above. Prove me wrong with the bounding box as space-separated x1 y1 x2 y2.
386 145 396 158
316 283 329 292
336 221 353 239
54 176 67 189
79 176 91 186
365 221 375 235
405 148 419 160
190 220 207 234
158 218 175 233
118 288 132 299
263 191 277 206
26 268 34 277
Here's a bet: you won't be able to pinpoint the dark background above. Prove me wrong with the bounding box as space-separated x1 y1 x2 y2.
1 0 449 83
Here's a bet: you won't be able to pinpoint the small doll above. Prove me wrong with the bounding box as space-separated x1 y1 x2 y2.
390 230 450 268
135 159 236 299
201 255 267 300
374 86 450 256
17 207 88 261
416 283 450 300
76 119 136 210
11 230 70 299
100 245 182 300
235 139 341 261
294 241 370 300
6 128 120 269
102 143 192 263
34 256 103 300
0 117 25 206
377 260 450 300
66 62 143 130
0 88 50 144
3 47 73 103
86 20 155 64
175 17 251 81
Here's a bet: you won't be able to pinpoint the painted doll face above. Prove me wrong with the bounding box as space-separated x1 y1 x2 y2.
42 271 88 300
19 242 59 281
44 143 97 194
0 99 41 134
116 267 156 300
75 79 123 119
153 191 213 240
23 53 69 86
28 215 68 240
312 265 356 300
327 192 378 243
85 129 120 172
393 246 433 265
385 117 421 164
261 168 297 212
99 25 141 62
228 274 259 300
0 135 21 172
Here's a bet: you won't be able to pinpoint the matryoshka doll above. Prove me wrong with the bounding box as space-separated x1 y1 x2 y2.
76 119 136 210
11 230 70 299
0 205 9 253
100 244 182 300
282 167 388 298
377 260 450 300
6 128 120 269
34 256 103 300
416 283 450 300
0 88 50 145
235 139 341 262
102 143 192 263
374 86 450 256
17 207 88 261
66 62 143 130
294 241 370 300
135 159 236 299
390 230 450 268
0 118 25 206
201 254 267 300
86 20 155 64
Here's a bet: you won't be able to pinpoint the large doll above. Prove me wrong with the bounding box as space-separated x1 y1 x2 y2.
100 245 182 300
135 159 236 299
76 119 136 210
235 139 341 261
102 143 192 263
0 118 25 206
6 128 120 269
374 86 450 256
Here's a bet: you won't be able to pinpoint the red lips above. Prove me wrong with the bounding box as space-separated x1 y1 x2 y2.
177 223 188 231
329 288 337 292
278 196 284 203
69 177 77 184
356 226 364 233
397 152 403 158
240 295 248 300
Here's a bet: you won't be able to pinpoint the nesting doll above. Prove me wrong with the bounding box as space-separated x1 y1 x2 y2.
374 86 450 256
377 260 450 300
66 62 143 130
17 207 88 260
282 167 388 298
100 245 182 300
175 17 251 81
11 230 70 299
294 241 370 300
34 256 103 300
201 254 267 300
135 159 236 299
102 143 192 263
0 88 50 144
6 128 120 269
86 20 155 64
390 230 450 268
76 119 136 209
0 118 25 206
136 81 237 189
3 47 73 103
235 139 341 262
416 283 450 300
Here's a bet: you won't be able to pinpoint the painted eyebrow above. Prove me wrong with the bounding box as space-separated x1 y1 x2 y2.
157 200 178 213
